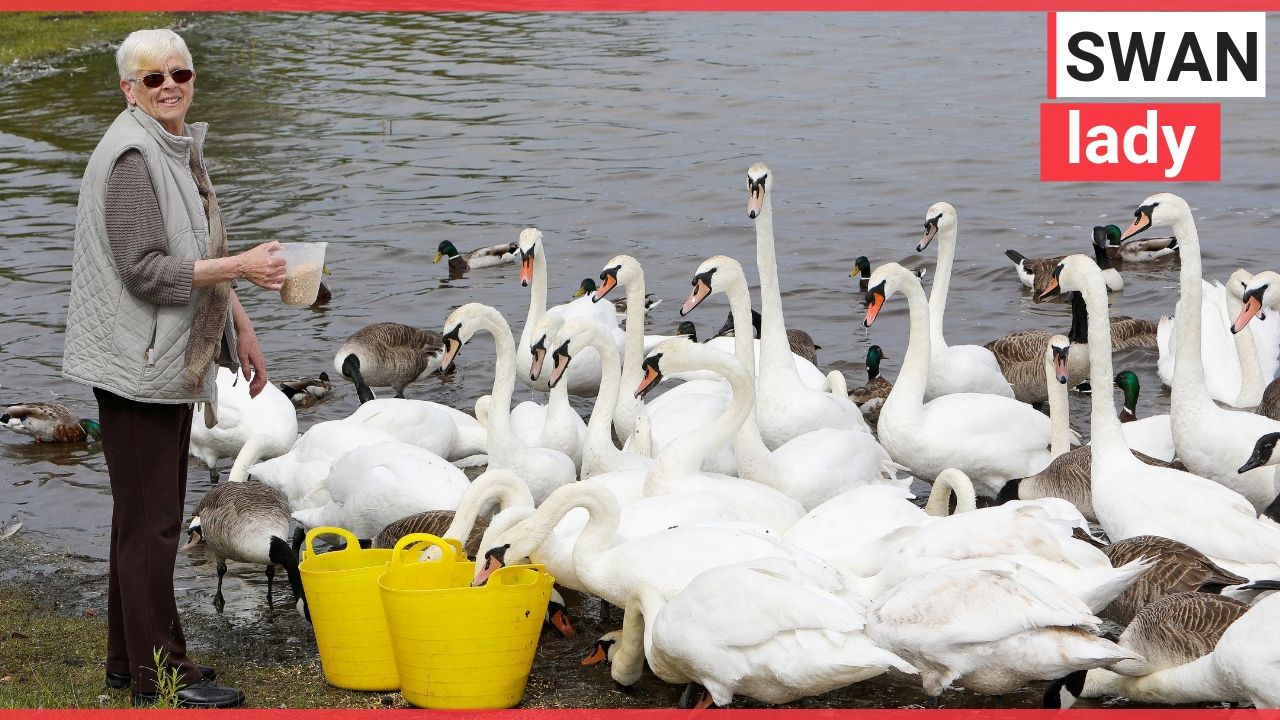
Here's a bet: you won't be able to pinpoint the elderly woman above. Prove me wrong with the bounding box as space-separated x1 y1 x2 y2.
61 29 284 708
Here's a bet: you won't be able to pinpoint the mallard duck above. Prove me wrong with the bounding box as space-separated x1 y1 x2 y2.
1005 230 1123 299
432 239 518 271
675 320 698 342
1 403 100 443
574 278 661 321
1097 222 1178 262
332 322 444 402
277 372 333 409
712 309 819 366
184 479 303 612
848 255 872 292
849 345 893 423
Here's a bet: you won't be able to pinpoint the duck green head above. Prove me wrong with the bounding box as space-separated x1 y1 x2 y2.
574 278 597 299
434 240 459 263
849 256 872 280
80 418 102 441
1114 370 1140 416
1092 224 1123 248
676 321 698 342
866 344 887 380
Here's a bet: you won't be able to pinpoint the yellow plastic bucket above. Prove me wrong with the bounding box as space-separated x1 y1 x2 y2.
298 527 404 691
379 533 554 709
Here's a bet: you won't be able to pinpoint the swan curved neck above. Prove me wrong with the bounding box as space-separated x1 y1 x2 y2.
620 270 647 386
925 470 977 516
753 195 802 386
445 473 532 540
649 352 756 488
1079 276 1129 461
583 330 625 477
613 584 664 685
723 276 779 479
886 275 932 410
525 244 549 332
1169 215 1214 413
475 314 521 448
928 225 957 346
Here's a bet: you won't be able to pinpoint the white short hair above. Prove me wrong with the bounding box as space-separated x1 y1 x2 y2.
115 29 194 81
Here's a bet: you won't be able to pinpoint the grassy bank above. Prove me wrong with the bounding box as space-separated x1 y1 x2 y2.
0 13 178 67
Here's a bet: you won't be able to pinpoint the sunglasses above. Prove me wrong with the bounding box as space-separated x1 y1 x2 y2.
132 68 194 89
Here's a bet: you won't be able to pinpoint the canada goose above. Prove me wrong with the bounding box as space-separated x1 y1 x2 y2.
574 278 661 320
432 239 518 271
849 345 893 423
277 372 333 409
184 480 304 612
1045 592 1258 708
712 309 820 367
849 255 872 291
371 510 490 557
1 402 100 443
1096 535 1247 625
1098 222 1178 262
332 322 444 402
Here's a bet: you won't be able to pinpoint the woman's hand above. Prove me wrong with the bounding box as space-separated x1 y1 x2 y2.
236 325 270 397
238 241 286 291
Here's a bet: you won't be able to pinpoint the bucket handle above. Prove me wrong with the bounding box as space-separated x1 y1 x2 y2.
388 532 463 568
481 563 549 590
301 526 360 561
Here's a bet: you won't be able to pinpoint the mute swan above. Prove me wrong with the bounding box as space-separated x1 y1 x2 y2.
742 163 868 447
433 239 517 271
865 559 1138 699
190 366 297 484
249 419 399 510
710 309 821 368
521 313 587 469
1046 592 1280 708
332 322 443 402
864 262 1053 497
1042 251 1280 580
346 397 486 463
185 479 302 611
1233 270 1280 422
589 254 661 442
1122 193 1280 512
514 228 621 396
606 559 915 708
915 202 1014 399
439 303 576 504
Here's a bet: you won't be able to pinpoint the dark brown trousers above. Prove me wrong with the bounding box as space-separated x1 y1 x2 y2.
94 387 202 694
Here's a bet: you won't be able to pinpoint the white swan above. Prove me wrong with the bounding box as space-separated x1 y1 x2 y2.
743 163 869 447
346 397 487 462
514 228 622 396
249 419 400 510
864 262 1053 497
588 255 655 441
520 313 587 469
191 366 298 483
439 303 577 504
1045 251 1280 580
1123 194 1280 512
865 559 1138 699
606 558 915 708
916 202 1016 399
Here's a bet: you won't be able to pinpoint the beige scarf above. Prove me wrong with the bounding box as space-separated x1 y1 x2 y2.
182 152 231 393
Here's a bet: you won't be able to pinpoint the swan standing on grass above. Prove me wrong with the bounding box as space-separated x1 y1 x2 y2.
190 366 297 483
439 303 576 504
863 262 1053 497
1121 193 1280 512
915 202 1015 399
1041 252 1280 580
742 163 868 447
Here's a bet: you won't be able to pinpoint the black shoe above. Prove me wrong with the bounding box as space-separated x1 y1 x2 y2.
132 678 244 708
108 664 216 690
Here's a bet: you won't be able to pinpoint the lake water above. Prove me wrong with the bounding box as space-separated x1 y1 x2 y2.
1 12 1277 708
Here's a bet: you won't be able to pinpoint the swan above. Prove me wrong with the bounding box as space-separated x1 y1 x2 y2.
742 163 868 447
332 322 443 402
1042 251 1280 579
1046 592 1279 708
474 479 845 610
1233 269 1280 422
783 484 932 579
680 256 902 509
248 419 400 511
520 312 588 469
865 558 1138 700
190 366 298 483
369 468 534 556
1122 193 1280 511
709 308 822 368
438 303 577 504
605 558 915 708
864 262 1053 497
915 202 1015 399
290 440 468 539
514 228 622 396
345 397 486 463
545 316 651 479
588 254 661 442
184 479 303 611
1114 370 1176 462
923 467 979 516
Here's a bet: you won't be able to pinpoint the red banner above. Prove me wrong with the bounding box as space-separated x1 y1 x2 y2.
0 0 1276 10
1040 102 1220 182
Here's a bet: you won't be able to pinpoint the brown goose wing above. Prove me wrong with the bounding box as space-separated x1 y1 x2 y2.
1117 592 1249 673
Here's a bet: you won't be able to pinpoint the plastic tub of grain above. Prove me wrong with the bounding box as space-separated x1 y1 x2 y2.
379 532 553 709
278 242 327 306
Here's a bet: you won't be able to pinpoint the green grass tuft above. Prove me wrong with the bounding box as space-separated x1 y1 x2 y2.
0 13 179 67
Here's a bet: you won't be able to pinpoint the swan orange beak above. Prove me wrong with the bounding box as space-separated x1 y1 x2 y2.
581 644 607 666
548 343 573 389
519 249 535 287
472 554 503 587
549 606 575 637
682 276 712 317
1053 347 1070 384
593 270 619 303
530 340 547 381
1233 291 1264 334
864 285 886 327
438 326 463 373
635 356 664 398
1038 276 1062 303
747 179 766 219
918 215 939 252
1121 206 1152 241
